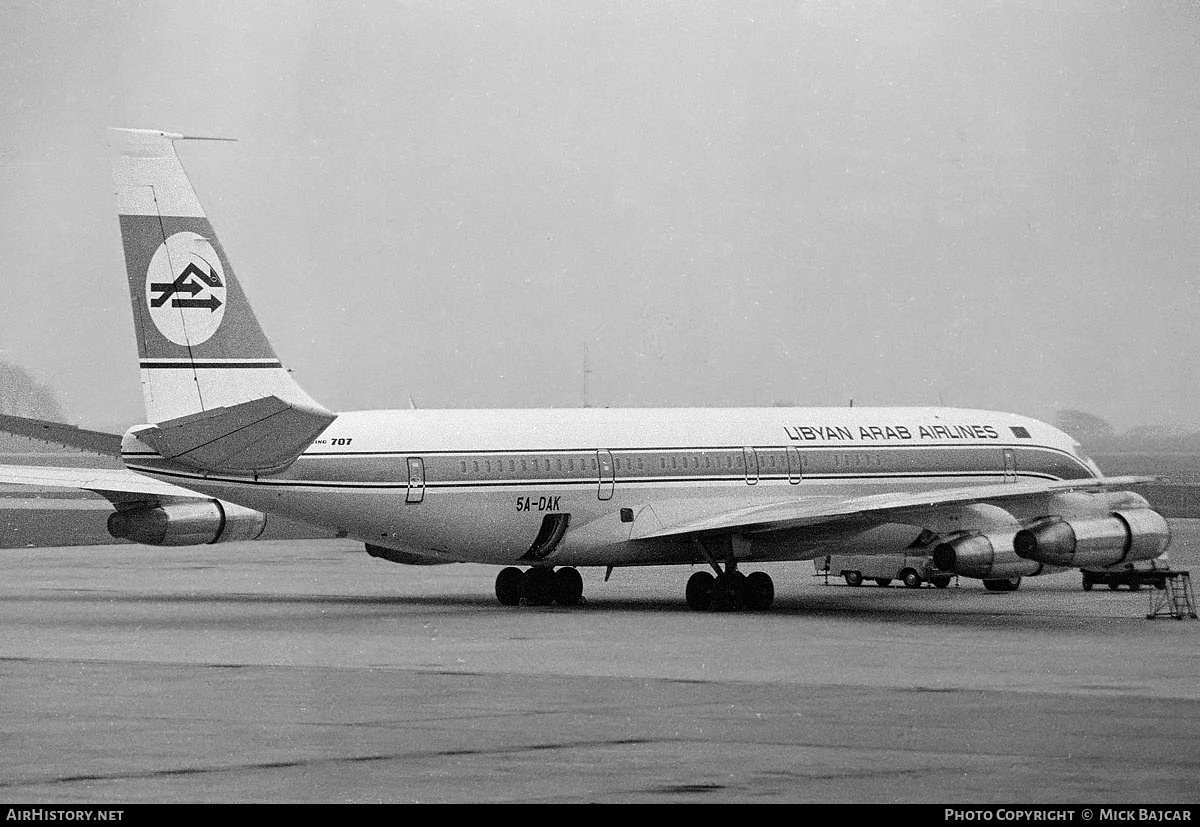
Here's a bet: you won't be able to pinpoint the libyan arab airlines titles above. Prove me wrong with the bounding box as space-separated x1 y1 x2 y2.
784 423 1006 442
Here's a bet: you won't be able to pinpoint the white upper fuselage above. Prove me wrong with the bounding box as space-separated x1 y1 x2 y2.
122 406 1097 567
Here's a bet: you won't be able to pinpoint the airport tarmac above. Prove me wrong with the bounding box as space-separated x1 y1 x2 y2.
1 523 1198 803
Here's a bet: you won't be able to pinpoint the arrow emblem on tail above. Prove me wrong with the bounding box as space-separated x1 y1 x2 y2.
171 295 223 312
150 262 224 308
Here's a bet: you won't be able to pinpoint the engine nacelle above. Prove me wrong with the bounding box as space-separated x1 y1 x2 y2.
364 543 450 565
107 500 267 546
1013 509 1170 568
932 531 1047 580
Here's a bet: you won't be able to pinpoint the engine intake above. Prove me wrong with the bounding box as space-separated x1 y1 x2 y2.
1013 509 1169 568
932 532 1045 580
107 500 267 546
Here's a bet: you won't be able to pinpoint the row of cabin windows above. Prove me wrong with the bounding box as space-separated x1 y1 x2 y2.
451 451 788 477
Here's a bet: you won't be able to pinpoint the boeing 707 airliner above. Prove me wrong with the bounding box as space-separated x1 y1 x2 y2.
0 130 1171 611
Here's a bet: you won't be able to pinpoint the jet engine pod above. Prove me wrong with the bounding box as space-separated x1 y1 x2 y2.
107 500 267 546
1013 509 1170 568
931 531 1045 580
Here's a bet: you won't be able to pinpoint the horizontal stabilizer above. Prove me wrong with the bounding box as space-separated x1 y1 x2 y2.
132 395 336 472
0 413 123 457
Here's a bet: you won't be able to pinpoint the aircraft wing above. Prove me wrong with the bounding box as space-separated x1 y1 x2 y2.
632 475 1160 540
0 464 205 506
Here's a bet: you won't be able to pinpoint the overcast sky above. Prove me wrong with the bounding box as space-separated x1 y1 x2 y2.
1 1 1197 432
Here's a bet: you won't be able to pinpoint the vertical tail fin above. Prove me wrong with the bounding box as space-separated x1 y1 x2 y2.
109 129 329 425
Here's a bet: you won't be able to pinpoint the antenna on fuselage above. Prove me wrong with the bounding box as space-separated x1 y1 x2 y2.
582 344 592 408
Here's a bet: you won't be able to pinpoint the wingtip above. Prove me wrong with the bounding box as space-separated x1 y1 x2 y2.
106 128 238 142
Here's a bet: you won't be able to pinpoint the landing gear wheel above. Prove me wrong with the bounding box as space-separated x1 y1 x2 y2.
744 571 775 611
553 567 584 606
496 567 523 606
1082 576 1094 592
710 571 747 611
873 578 892 587
686 571 715 611
1128 581 1140 591
843 571 864 587
931 576 952 589
521 566 556 606
1108 582 1120 591
984 577 1021 592
901 569 923 589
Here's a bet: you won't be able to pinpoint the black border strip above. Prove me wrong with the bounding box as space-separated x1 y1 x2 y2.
139 361 282 369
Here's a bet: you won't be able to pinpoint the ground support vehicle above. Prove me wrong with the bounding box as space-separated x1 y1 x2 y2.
814 553 954 589
1082 554 1173 591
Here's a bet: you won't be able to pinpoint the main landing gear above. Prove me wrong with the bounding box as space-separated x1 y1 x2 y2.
495 566 584 607
686 569 774 611
685 539 775 612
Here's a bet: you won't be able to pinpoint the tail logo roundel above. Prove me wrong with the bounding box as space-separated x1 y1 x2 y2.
145 231 227 346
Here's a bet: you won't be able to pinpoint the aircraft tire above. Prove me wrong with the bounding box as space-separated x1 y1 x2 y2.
984 577 1021 592
553 567 584 606
931 576 952 589
744 571 774 611
496 567 523 606
901 569 923 589
686 571 715 611
873 578 892 587
521 567 556 606
843 571 864 587
710 571 747 612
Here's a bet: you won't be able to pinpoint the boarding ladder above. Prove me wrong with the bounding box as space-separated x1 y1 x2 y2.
1146 571 1197 620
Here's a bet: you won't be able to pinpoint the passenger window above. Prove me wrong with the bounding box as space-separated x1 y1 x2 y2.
460 461 467 473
